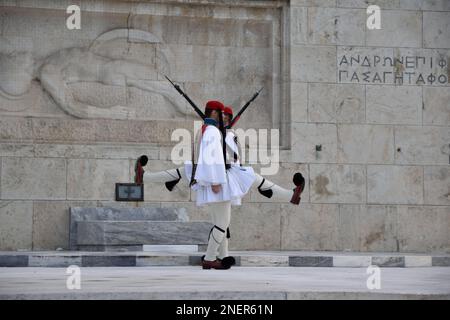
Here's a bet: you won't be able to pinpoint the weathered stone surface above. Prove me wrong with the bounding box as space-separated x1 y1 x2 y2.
289 256 333 267
307 8 365 45
29 255 82 267
291 123 337 163
338 0 400 9
240 255 289 267
291 46 336 82
368 165 423 205
404 256 432 267
1 158 66 200
0 143 34 157
93 120 130 143
67 159 129 200
34 201 103 251
309 84 365 123
33 202 70 251
33 143 159 160
432 257 450 266
366 10 422 48
292 0 337 6
310 164 366 203
81 255 136 267
372 256 405 267
0 255 28 267
397 206 450 253
333 256 371 267
339 205 399 252
281 204 340 250
0 201 33 250
77 245 144 251
423 87 450 125
424 166 450 205
400 0 450 11
338 124 394 164
366 85 422 125
358 205 399 252
424 12 450 49
229 203 282 250
290 7 307 45
77 221 213 245
395 126 450 165
136 255 189 266
32 118 97 143
0 117 33 141
290 82 307 123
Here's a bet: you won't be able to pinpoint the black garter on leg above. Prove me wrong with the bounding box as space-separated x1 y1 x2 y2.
165 168 182 191
257 178 273 198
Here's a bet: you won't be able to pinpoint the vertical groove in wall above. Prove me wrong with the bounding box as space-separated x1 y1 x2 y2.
307 163 311 203
365 164 368 205
31 201 35 251
421 85 424 125
0 157 2 200
421 9 424 48
65 158 68 201
422 165 425 205
364 85 367 123
393 125 397 165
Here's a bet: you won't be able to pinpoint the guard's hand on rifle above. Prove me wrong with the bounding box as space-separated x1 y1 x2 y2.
211 184 221 194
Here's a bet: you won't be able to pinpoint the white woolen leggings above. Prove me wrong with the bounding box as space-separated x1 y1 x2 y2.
204 201 231 261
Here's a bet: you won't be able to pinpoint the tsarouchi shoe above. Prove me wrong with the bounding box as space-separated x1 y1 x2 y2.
202 259 228 270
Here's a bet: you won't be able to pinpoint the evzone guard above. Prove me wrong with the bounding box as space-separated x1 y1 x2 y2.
135 101 305 270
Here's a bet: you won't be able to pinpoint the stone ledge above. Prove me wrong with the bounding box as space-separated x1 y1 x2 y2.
1 251 449 268
1 291 449 300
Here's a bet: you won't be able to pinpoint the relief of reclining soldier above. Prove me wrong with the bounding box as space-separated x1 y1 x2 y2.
0 29 188 120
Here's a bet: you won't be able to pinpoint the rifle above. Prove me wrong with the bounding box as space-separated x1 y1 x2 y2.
164 75 205 119
227 87 263 129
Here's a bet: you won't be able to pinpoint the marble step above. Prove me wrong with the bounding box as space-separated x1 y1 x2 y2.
1 251 449 268
69 207 190 250
76 221 213 246
2 291 449 300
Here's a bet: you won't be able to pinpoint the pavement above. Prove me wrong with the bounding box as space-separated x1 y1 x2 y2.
1 266 450 300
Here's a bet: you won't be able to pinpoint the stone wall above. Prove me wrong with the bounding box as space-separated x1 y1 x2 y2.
0 0 448 253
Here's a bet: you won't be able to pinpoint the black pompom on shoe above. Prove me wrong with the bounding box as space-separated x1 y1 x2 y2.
293 172 305 188
139 155 148 167
221 256 236 269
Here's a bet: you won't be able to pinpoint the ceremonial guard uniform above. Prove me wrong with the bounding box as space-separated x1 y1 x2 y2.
135 104 305 270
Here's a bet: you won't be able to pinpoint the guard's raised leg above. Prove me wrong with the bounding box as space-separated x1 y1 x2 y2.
254 172 305 205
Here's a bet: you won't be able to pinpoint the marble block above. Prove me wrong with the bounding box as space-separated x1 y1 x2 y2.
69 206 189 249
76 221 213 246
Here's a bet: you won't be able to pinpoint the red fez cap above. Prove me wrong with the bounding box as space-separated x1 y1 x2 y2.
205 100 224 112
224 106 233 116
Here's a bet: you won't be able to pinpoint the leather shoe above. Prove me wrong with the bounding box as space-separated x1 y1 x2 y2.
202 259 227 270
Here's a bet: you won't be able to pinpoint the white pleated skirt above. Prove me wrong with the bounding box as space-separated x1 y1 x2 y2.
227 165 256 201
